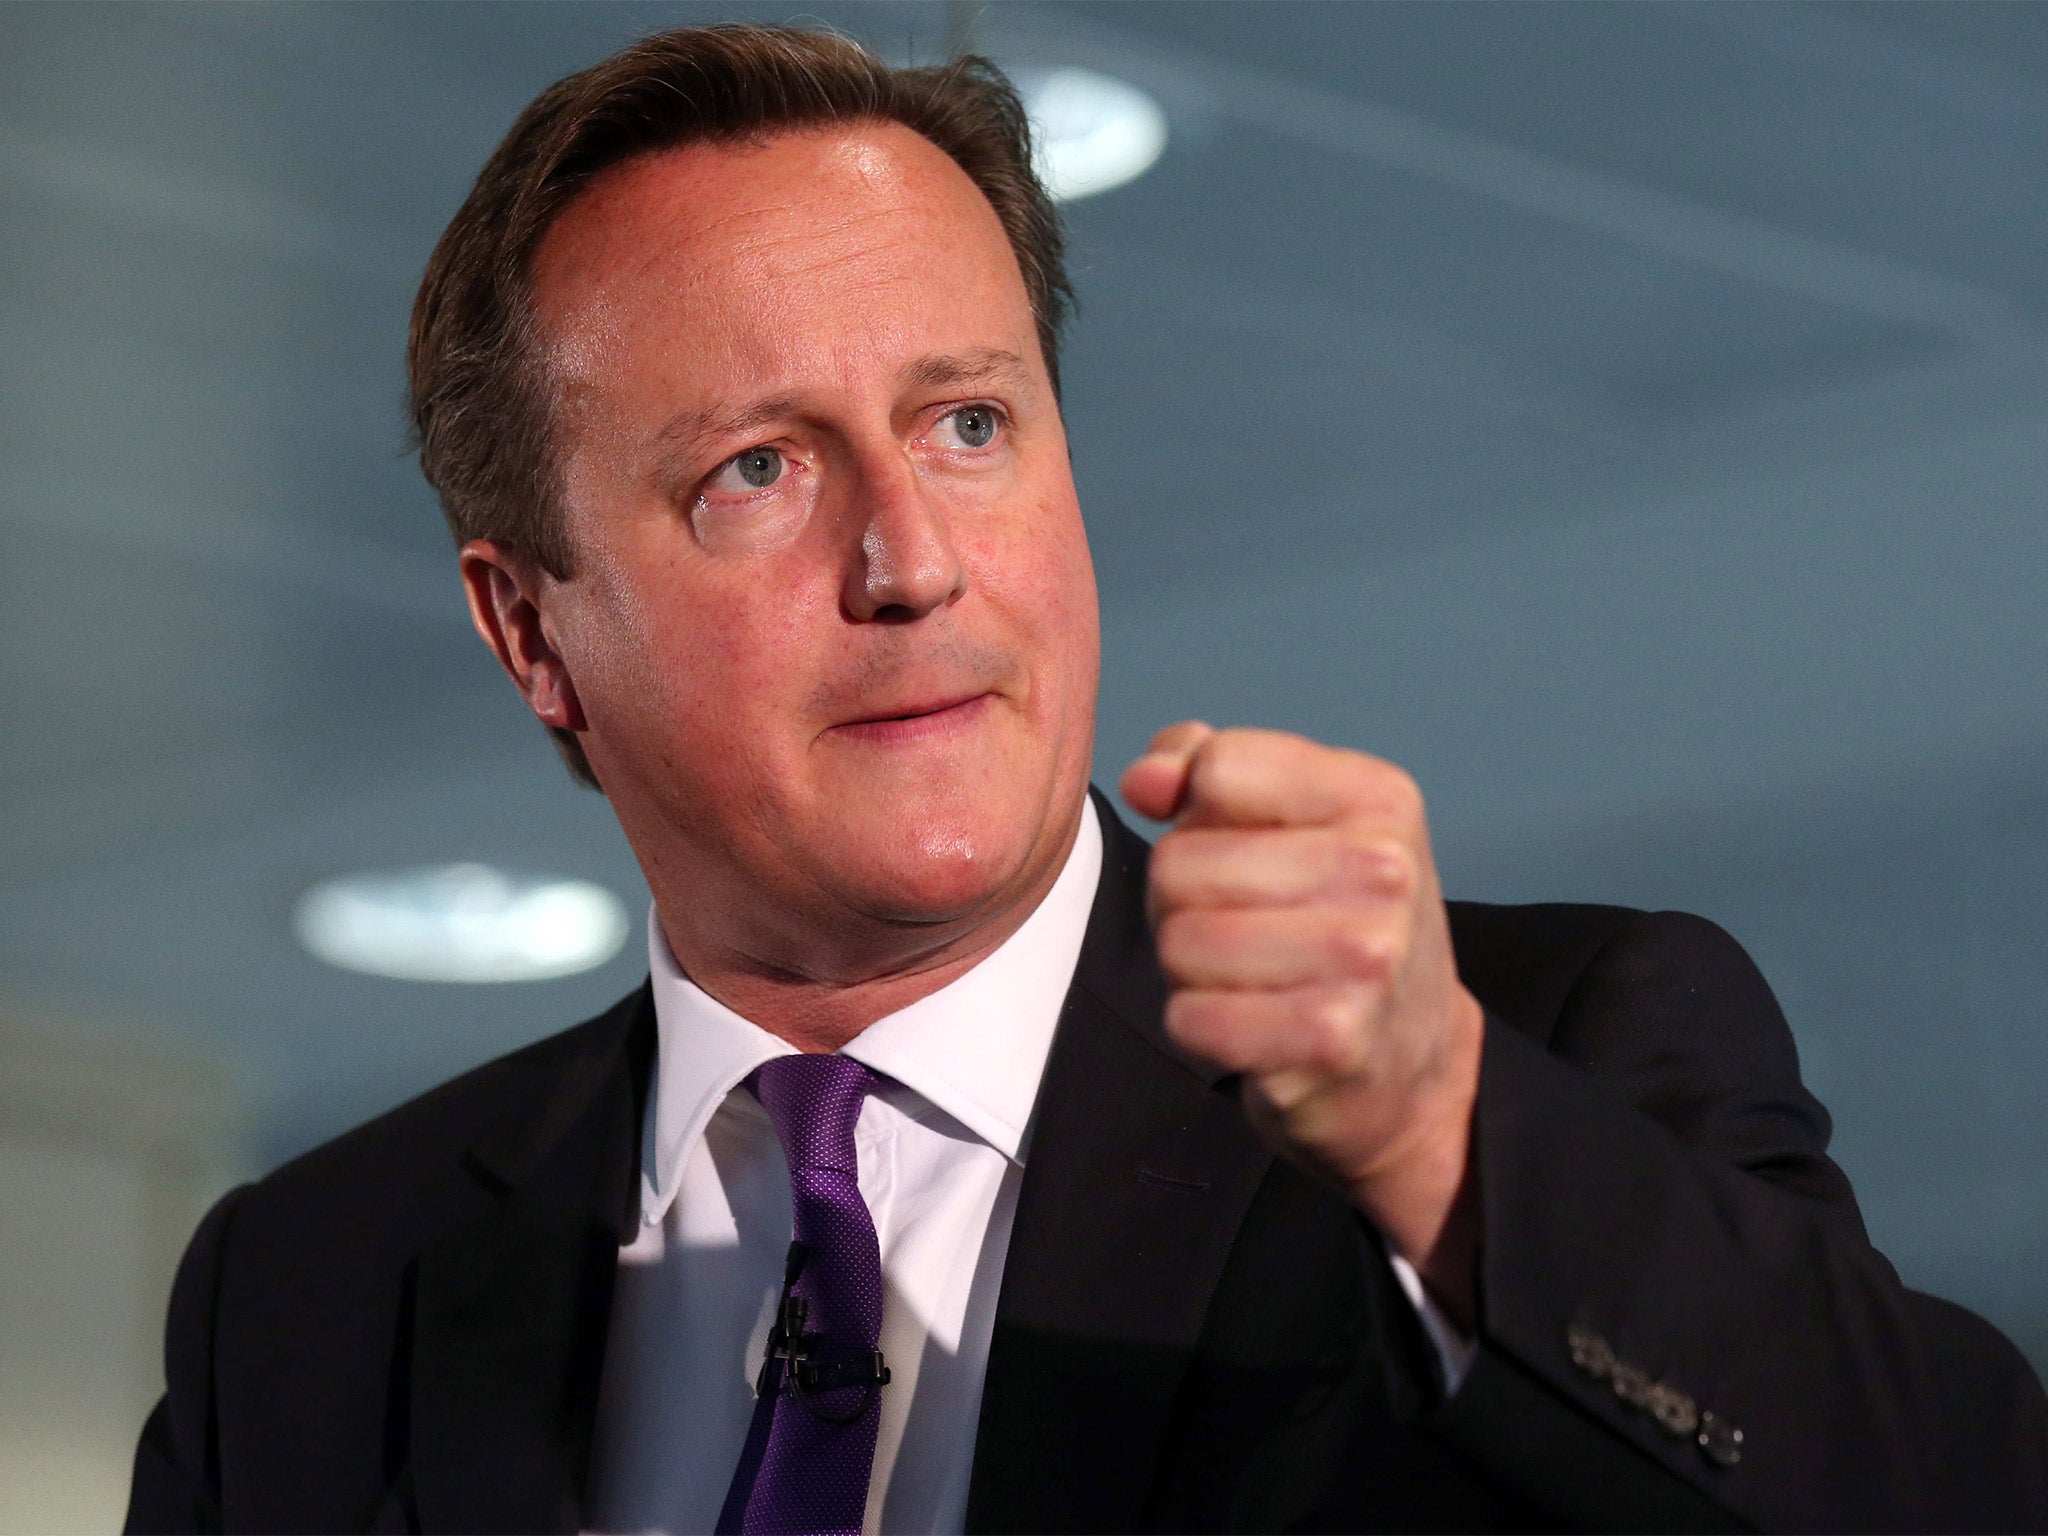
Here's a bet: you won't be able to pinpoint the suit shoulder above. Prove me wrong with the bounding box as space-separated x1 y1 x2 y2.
1446 901 1768 1048
236 984 649 1242
1446 900 1637 1044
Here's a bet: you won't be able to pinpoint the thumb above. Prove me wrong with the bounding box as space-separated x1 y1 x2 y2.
1120 720 1216 822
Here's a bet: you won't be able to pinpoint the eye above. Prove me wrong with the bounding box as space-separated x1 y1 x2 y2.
934 405 1001 451
708 445 786 495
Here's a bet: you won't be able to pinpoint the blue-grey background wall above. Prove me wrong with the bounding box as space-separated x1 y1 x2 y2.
3 0 2044 1434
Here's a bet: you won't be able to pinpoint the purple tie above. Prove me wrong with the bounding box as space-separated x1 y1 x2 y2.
716 1055 890 1536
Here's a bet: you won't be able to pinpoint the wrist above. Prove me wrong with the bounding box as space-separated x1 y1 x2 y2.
1352 989 1484 1327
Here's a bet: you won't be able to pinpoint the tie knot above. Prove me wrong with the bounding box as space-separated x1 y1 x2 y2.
747 1054 887 1175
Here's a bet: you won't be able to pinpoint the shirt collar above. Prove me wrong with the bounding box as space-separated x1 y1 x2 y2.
638 796 1104 1227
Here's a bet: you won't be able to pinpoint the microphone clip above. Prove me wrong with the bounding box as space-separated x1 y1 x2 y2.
757 1242 891 1424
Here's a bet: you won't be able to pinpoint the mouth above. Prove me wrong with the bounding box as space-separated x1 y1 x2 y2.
827 690 995 744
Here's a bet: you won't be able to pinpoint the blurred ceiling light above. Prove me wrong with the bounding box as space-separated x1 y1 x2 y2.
294 864 629 983
1019 67 1168 202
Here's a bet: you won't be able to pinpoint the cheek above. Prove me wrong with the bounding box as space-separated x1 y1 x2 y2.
974 502 1099 676
563 550 779 748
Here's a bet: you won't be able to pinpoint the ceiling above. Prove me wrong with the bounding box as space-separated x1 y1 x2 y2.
4 2 2046 1364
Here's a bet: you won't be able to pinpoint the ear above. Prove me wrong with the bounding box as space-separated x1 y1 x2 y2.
459 540 588 733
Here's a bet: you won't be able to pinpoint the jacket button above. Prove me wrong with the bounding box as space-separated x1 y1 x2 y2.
1610 1362 1654 1408
1566 1322 1615 1381
1647 1382 1700 1437
1697 1410 1744 1467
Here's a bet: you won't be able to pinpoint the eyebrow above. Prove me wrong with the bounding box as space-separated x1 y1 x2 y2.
899 347 1032 392
655 395 801 452
653 348 1033 455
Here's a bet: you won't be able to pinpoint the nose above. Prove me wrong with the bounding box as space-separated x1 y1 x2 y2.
840 454 968 623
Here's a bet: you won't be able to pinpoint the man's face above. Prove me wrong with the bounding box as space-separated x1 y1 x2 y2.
522 122 1099 959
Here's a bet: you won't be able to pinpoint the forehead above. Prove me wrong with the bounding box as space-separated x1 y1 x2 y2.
530 121 1033 389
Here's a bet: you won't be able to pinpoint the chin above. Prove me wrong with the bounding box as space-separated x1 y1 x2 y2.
825 788 1043 925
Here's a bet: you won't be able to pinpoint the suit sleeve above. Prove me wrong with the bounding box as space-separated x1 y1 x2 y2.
125 1184 249 1536
1433 909 2048 1533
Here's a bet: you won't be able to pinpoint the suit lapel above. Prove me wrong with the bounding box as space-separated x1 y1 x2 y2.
407 986 654 1535
399 797 1262 1534
966 796 1275 1534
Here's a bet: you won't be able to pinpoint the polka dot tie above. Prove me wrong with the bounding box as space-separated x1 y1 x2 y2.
715 1055 890 1536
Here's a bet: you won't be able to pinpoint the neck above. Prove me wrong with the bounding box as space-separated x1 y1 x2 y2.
652 802 1087 1054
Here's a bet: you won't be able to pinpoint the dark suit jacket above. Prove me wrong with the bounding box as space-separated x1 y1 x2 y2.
127 799 2048 1534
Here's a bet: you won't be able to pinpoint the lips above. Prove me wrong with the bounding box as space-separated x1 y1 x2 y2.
827 690 994 742
843 691 987 726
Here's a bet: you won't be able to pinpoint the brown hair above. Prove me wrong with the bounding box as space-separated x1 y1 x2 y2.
407 24 1071 787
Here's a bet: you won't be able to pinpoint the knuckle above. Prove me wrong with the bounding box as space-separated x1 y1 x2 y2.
1334 834 1416 899
1329 920 1394 979
1372 839 1420 900
1305 988 1365 1063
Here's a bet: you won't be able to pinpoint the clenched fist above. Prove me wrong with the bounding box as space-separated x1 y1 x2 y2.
1121 723 1485 1326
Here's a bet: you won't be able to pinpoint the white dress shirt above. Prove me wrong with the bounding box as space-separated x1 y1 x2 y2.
583 797 1469 1536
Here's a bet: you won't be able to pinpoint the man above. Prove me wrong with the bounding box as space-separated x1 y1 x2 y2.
127 24 2048 1535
